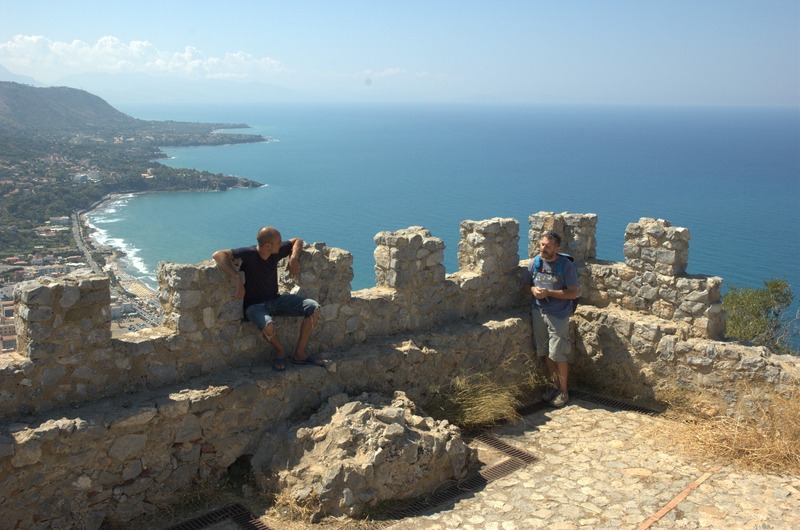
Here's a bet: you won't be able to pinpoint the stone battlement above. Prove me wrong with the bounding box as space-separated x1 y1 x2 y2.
3 213 725 418
2 212 797 528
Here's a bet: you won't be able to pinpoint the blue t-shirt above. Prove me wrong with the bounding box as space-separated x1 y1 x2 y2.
232 241 292 310
524 254 578 319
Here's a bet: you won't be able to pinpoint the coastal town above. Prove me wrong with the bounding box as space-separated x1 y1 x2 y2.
0 81 265 355
0 210 165 354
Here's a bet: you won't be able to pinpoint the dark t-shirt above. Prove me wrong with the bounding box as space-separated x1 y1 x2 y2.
231 241 292 310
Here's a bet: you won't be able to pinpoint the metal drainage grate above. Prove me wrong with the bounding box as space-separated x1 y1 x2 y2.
474 432 538 465
518 391 662 416
375 433 537 523
165 503 274 530
379 474 487 520
569 390 662 415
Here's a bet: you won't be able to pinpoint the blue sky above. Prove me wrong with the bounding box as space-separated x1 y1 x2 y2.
1 0 798 106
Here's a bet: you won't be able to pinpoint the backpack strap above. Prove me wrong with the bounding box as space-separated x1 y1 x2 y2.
555 255 565 288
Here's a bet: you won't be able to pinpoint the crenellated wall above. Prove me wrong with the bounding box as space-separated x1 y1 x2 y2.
581 217 725 339
1 211 797 528
3 217 523 420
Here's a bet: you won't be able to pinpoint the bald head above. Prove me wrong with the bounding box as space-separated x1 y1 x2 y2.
256 226 281 247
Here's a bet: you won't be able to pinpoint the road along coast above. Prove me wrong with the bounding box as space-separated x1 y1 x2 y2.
74 195 163 329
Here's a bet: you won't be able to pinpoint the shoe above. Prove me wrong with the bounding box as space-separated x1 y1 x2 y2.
552 392 569 407
290 355 325 367
272 356 286 371
542 387 559 402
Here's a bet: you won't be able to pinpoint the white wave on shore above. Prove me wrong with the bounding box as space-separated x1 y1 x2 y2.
84 194 158 290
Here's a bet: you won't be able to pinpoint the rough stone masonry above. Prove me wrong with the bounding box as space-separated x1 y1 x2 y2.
253 390 473 521
2 212 798 528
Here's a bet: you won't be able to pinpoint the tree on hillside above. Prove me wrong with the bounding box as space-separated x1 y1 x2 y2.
723 278 798 355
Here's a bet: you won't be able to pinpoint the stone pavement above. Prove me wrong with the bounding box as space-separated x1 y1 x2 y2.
385 397 800 530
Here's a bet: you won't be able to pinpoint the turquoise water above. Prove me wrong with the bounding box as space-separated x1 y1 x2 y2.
89 103 800 315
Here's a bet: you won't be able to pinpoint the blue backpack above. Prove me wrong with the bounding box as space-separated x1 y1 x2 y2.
532 253 580 315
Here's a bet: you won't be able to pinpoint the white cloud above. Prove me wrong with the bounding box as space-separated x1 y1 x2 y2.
0 35 284 82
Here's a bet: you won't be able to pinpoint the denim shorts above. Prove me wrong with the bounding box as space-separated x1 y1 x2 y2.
530 306 572 363
244 295 319 330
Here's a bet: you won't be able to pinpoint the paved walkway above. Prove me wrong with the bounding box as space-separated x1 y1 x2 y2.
388 397 800 530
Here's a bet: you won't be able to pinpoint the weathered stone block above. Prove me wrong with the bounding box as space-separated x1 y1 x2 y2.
174 289 203 309
10 441 42 467
41 364 67 386
149 364 179 385
109 434 148 462
19 305 53 322
0 435 15 458
14 282 53 305
174 414 202 444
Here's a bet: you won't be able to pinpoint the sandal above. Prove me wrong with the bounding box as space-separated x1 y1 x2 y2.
272 356 286 371
290 355 325 367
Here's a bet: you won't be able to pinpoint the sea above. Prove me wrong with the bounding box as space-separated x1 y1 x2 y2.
86 103 800 335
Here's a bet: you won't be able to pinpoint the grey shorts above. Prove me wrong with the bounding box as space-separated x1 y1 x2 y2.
530 307 572 363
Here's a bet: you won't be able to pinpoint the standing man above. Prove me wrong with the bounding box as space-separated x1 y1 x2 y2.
523 231 579 407
213 226 321 371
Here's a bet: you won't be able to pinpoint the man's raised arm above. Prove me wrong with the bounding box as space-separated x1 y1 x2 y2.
212 248 245 300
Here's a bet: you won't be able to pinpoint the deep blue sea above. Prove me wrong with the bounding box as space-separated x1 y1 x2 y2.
88 103 800 328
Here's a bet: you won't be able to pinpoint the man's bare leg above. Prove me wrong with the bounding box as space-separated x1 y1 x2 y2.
545 357 569 394
545 356 570 407
293 308 320 360
262 322 287 371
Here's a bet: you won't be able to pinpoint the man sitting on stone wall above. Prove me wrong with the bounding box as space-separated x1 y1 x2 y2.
213 226 321 371
522 230 579 407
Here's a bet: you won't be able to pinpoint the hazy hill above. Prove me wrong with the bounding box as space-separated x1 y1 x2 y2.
0 64 42 87
0 81 264 149
0 81 139 133
53 71 303 105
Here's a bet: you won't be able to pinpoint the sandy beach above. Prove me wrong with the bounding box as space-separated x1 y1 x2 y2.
78 194 156 291
77 194 162 331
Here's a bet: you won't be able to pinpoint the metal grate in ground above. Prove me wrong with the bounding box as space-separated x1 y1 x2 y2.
164 503 273 530
569 390 663 415
517 391 662 417
373 432 538 523
473 431 538 465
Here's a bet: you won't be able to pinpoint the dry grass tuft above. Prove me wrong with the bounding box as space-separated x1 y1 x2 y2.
424 352 545 429
268 488 322 522
658 380 800 475
265 489 380 529
427 372 521 428
654 383 725 418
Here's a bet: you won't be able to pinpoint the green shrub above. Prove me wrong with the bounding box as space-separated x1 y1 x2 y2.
723 278 798 355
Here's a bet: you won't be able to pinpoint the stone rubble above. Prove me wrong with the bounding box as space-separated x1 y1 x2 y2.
253 390 474 520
